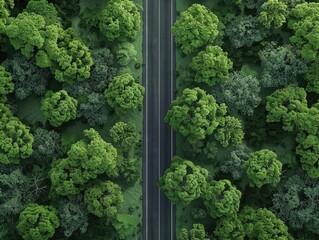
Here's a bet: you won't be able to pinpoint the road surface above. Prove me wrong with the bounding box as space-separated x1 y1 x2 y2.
143 0 176 239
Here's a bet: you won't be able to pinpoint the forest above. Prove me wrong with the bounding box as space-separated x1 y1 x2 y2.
159 0 319 239
0 0 144 239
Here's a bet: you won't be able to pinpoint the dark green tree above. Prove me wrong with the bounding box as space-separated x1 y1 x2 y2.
3 54 49 100
203 179 242 218
225 15 264 48
98 0 141 41
172 4 219 54
190 45 233 86
84 181 123 218
178 224 209 240
104 73 144 115
16 204 60 240
243 149 282 188
165 87 226 144
213 71 261 116
159 156 208 205
41 90 78 127
259 44 307 87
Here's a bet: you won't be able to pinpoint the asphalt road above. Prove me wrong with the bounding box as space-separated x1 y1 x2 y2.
143 0 176 239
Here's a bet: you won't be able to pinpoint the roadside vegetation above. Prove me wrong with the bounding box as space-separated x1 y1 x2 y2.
0 0 143 239
160 0 319 239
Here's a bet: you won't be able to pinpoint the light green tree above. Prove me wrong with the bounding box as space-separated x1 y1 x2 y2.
190 45 233 86
105 73 144 115
84 181 123 218
214 216 245 240
178 224 209 240
0 66 14 102
214 116 244 147
110 121 140 152
98 0 141 41
158 156 208 205
243 149 282 188
172 4 219 54
41 90 78 127
116 42 137 66
16 204 60 240
258 0 288 29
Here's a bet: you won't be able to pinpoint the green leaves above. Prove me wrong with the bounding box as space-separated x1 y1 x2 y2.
84 181 123 218
0 66 13 102
41 90 78 127
16 204 60 240
258 0 288 29
203 179 242 218
110 121 140 152
190 45 233 86
214 116 244 147
105 73 144 115
98 0 141 41
172 4 219 54
243 149 282 188
158 156 208 205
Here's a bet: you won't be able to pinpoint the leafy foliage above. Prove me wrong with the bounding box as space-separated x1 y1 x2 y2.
172 4 219 54
116 42 137 66
189 45 233 86
203 179 242 218
110 121 140 152
98 0 141 42
243 149 282 188
84 181 123 218
0 104 33 164
165 88 226 144
105 73 144 115
258 0 288 29
259 44 307 87
159 156 208 205
3 54 49 100
0 65 13 102
57 195 89 237
17 204 60 240
25 0 60 25
178 224 209 240
225 15 264 48
214 216 245 240
213 71 261 116
0 0 14 34
50 129 118 196
214 116 244 147
112 214 139 240
41 90 78 127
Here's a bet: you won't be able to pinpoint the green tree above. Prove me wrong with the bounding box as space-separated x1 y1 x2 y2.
258 0 288 29
213 71 261 116
115 155 139 183
112 214 139 240
98 0 141 41
3 54 49 100
272 170 319 234
243 149 282 188
37 25 93 83
6 12 45 58
0 104 34 164
158 156 208 205
0 0 14 34
57 195 89 237
172 4 219 54
49 0 80 20
116 42 137 66
165 87 226 144
32 128 62 162
214 216 245 240
50 129 118 196
214 116 244 147
239 206 291 240
296 132 319 178
41 90 78 127
16 204 60 240
24 0 61 25
225 15 264 48
259 44 307 87
84 181 123 218
178 224 209 240
105 73 144 115
266 85 308 132
0 66 13 102
110 121 140 152
190 45 233 86
203 179 241 218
